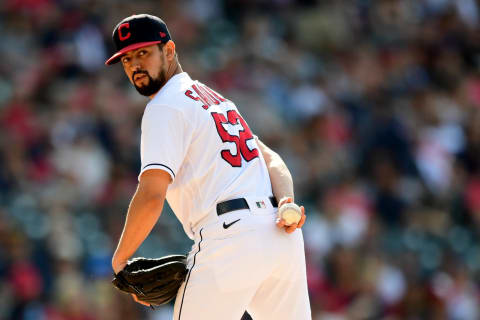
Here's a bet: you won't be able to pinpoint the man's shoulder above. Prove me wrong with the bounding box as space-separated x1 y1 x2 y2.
146 73 234 119
148 74 200 112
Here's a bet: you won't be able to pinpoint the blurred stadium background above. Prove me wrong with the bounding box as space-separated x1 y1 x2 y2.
2 0 480 319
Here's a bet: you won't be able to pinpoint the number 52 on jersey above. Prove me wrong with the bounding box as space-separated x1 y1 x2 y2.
185 83 259 167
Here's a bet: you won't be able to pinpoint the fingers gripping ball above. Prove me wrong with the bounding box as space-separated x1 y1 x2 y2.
278 203 302 226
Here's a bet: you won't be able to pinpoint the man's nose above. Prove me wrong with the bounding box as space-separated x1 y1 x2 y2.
130 58 142 72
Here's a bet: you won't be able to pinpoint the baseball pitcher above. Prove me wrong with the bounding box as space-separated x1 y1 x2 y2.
106 14 311 319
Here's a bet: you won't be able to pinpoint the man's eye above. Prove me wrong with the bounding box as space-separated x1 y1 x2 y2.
122 57 130 63
138 50 147 56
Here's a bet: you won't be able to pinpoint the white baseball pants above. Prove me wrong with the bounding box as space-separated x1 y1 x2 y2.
173 205 311 320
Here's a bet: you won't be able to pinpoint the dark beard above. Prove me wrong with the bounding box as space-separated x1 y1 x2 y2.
133 70 167 97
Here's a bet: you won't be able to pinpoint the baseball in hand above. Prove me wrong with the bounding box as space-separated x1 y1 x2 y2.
278 203 302 226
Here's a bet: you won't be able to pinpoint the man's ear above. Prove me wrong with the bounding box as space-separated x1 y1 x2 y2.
164 40 176 61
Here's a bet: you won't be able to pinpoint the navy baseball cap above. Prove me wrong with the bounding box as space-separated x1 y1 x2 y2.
105 14 172 65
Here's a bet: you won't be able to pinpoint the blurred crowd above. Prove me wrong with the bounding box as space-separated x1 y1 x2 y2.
2 0 480 319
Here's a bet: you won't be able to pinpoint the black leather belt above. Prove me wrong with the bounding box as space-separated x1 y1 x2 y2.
217 197 278 216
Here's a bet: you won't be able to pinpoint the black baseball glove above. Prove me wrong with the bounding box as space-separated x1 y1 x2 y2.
112 254 188 306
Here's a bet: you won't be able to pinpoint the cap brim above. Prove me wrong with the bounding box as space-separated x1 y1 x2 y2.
105 41 162 65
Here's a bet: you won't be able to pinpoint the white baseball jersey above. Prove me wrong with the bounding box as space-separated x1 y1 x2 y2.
139 72 311 320
139 72 273 239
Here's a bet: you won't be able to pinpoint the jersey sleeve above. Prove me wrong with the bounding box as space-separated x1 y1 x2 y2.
138 104 189 181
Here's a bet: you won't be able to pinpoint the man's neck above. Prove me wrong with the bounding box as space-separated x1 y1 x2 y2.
149 62 183 99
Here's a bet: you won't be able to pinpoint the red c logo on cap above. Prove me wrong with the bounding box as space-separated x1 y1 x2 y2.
118 23 131 41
